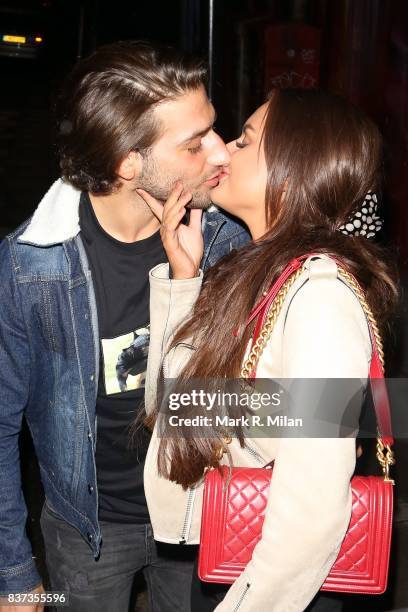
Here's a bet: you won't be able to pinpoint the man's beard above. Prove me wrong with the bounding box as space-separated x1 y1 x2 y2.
137 152 212 210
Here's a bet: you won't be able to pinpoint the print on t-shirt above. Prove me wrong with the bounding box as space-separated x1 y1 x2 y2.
101 325 150 395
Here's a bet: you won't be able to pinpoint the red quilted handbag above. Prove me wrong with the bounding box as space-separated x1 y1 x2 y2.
198 255 395 594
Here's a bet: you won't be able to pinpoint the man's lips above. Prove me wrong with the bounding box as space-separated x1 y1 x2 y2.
204 172 221 185
204 170 229 186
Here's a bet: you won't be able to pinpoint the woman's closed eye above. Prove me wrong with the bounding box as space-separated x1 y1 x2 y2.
235 138 248 149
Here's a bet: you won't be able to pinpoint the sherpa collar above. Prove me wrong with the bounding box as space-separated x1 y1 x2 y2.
18 179 81 246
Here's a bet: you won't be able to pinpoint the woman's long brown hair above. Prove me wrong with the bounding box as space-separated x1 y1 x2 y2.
151 89 398 488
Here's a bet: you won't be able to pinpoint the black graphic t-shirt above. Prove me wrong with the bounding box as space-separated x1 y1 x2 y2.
79 192 167 523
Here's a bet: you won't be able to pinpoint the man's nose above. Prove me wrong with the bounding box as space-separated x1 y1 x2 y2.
206 131 231 166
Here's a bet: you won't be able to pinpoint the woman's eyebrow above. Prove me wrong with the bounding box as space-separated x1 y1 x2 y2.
242 122 256 134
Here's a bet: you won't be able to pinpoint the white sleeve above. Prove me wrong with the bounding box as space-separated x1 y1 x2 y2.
215 274 372 612
145 263 203 415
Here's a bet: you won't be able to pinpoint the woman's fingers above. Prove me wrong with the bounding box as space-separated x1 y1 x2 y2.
136 188 165 221
162 191 192 230
137 183 201 278
161 207 187 243
161 182 185 217
137 183 192 228
188 208 203 230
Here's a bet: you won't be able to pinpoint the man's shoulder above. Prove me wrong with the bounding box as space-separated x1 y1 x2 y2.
0 218 32 260
1 216 71 278
3 218 32 243
202 207 250 269
204 207 249 242
0 220 30 279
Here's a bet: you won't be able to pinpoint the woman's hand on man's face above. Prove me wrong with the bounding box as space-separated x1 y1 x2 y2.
137 182 204 279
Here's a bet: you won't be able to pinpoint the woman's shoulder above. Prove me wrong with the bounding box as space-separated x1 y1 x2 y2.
280 254 372 377
287 254 368 320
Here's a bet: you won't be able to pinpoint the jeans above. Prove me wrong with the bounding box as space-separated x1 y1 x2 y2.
40 502 196 612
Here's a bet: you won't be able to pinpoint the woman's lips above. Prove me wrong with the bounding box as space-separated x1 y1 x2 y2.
214 170 229 185
205 174 221 187
218 170 229 180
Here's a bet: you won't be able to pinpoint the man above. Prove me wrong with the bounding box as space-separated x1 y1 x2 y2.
0 41 249 612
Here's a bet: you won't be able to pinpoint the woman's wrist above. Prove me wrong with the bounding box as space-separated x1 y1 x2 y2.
168 260 200 279
172 269 200 279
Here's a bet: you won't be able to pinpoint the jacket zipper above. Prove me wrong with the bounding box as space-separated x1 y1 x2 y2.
232 583 251 612
162 353 169 379
244 443 265 465
179 487 196 544
179 450 263 544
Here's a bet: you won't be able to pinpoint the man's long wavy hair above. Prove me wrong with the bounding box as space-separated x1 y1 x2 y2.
150 89 398 488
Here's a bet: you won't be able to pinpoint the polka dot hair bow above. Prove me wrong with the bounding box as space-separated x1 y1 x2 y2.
338 192 383 238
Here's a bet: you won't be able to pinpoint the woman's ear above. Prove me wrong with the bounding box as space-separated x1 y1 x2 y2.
117 151 142 182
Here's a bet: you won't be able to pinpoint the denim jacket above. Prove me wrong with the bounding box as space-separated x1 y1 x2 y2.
0 179 250 595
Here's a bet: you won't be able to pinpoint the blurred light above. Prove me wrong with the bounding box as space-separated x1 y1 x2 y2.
35 37 43 43
3 35 26 44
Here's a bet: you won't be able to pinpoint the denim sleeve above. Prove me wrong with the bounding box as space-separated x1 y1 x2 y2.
204 224 250 270
0 240 42 595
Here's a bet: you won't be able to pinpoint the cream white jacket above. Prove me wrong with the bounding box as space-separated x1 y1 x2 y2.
144 255 372 611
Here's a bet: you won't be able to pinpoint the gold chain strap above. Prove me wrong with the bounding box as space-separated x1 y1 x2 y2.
328 268 394 482
241 265 383 377
214 269 304 461
238 260 395 483
240 267 304 378
376 437 395 483
336 267 385 367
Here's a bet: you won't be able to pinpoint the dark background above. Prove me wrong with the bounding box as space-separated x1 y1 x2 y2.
1 1 407 610
0 0 408 265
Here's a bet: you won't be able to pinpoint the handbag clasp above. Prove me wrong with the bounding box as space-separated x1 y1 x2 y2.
376 437 396 484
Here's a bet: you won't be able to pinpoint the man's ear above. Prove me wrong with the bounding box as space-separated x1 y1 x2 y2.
117 151 142 182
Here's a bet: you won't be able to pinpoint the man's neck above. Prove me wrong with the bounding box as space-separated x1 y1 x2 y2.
88 188 160 243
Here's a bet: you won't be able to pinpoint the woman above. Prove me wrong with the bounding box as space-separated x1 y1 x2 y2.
137 89 397 611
